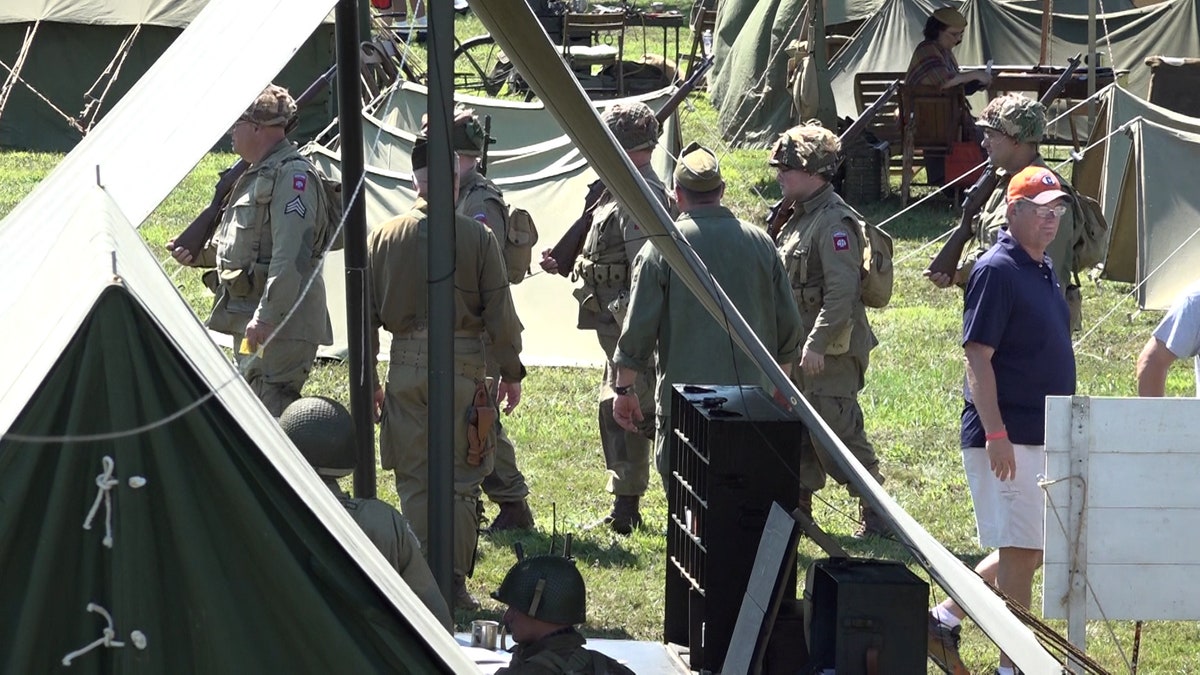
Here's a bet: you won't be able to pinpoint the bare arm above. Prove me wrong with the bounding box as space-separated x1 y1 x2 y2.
1136 336 1177 397
965 340 1016 481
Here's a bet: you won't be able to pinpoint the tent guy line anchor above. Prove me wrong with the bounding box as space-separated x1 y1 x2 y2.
82 455 118 548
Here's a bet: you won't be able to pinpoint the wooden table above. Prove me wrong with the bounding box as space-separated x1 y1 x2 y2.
962 65 1124 145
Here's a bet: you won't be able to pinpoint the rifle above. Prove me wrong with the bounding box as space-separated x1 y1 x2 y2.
480 114 493 177
168 64 338 260
544 54 717 277
764 79 900 242
924 53 1083 279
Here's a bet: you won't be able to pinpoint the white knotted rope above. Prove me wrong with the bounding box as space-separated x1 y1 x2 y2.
82 456 118 548
61 603 125 666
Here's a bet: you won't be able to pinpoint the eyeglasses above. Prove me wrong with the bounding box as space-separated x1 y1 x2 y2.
1024 202 1068 218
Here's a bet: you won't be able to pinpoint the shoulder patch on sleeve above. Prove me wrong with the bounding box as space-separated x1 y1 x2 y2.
832 231 850 251
292 173 308 192
473 212 488 225
284 196 308 218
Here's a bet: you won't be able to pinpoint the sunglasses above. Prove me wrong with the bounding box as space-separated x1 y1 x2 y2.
1023 202 1068 218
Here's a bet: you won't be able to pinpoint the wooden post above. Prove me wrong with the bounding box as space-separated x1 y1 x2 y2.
1066 395 1090 674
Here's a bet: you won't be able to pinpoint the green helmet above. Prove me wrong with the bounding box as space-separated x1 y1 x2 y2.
279 396 355 478
492 556 586 625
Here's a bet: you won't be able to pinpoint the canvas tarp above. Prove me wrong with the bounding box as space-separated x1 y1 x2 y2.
310 82 681 367
0 0 476 670
711 0 1200 145
0 0 335 151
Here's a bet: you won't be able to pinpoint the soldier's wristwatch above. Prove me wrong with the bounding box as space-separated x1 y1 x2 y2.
612 383 633 396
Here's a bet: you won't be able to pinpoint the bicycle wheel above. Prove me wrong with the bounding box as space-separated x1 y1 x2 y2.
452 35 513 97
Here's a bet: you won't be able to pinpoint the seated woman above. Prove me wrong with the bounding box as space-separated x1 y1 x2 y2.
904 7 991 185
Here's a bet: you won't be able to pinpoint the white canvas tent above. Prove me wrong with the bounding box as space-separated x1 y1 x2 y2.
0 0 477 670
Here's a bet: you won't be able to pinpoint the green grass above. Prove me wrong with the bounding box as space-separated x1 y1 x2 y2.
5 11 1200 673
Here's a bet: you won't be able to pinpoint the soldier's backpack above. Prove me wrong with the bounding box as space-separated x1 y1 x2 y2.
843 204 894 308
1070 189 1111 272
503 206 539 285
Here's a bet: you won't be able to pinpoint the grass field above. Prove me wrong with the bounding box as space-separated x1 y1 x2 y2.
4 7 1200 674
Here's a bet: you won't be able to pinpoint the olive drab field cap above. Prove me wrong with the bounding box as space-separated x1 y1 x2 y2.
932 7 967 28
279 397 356 477
492 555 587 625
673 142 723 192
239 84 297 127
602 102 659 151
976 94 1047 144
769 122 841 179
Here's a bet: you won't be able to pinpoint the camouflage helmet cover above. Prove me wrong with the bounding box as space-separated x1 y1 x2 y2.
602 102 659 151
279 396 356 477
240 84 297 128
492 555 587 625
420 105 492 156
769 122 841 178
976 93 1046 143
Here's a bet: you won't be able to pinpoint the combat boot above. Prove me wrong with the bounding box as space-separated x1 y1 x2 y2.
853 501 891 539
453 574 481 612
796 488 814 522
488 500 536 532
608 495 642 535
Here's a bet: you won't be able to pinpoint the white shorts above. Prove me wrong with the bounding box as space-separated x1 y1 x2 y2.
961 444 1045 550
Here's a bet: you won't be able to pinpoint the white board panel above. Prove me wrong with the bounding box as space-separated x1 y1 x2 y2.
1043 563 1200 620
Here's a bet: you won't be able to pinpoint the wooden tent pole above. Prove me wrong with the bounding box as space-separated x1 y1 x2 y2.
1039 0 1053 65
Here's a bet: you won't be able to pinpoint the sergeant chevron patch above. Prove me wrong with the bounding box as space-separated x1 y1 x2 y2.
284 196 308 218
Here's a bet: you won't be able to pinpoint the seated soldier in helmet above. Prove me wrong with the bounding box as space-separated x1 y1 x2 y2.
279 396 453 631
493 556 634 674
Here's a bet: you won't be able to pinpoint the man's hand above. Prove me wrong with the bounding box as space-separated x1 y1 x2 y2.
373 383 385 423
923 268 953 288
613 392 644 433
244 318 274 351
497 380 522 414
166 239 195 266
538 248 559 274
800 347 825 377
972 71 993 86
987 437 1016 481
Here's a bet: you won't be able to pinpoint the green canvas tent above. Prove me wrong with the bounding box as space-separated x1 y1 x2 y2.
1074 85 1200 309
308 81 681 366
0 0 335 151
0 0 478 670
710 0 1195 146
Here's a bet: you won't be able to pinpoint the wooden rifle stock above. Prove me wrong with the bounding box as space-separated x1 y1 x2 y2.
925 53 1083 278
170 64 338 259
765 80 900 242
480 114 493 177
544 54 716 277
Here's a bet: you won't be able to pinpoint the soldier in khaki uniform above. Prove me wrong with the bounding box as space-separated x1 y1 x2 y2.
368 138 526 611
538 102 672 534
448 108 536 532
771 123 888 537
279 397 453 631
925 94 1082 323
611 143 804 483
169 84 333 416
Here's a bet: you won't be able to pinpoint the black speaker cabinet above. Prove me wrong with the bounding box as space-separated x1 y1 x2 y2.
806 557 928 675
665 384 803 673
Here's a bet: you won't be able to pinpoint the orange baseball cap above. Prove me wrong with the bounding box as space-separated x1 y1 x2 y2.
1006 166 1071 205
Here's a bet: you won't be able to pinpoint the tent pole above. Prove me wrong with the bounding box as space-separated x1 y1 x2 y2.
810 0 837 130
1088 0 1097 126
426 0 457 608
337 0 375 500
1040 0 1052 65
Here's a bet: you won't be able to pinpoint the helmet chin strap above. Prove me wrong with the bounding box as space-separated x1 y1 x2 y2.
528 578 547 618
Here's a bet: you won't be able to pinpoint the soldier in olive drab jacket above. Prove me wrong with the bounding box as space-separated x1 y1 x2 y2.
924 94 1084 327
368 138 526 611
445 107 536 533
538 102 673 535
168 84 333 417
279 396 453 631
771 123 888 538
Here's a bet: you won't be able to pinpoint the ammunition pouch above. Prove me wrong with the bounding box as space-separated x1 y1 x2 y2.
607 290 631 328
575 259 629 288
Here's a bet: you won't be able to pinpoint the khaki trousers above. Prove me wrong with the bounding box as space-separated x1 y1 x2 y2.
596 331 655 497
234 333 317 417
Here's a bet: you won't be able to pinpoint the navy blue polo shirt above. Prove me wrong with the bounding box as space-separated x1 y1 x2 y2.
961 230 1075 448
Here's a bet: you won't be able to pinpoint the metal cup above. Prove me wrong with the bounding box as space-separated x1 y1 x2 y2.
470 619 500 650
